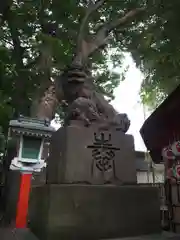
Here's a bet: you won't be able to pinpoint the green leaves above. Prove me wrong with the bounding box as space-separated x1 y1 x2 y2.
124 1 180 108
0 0 146 128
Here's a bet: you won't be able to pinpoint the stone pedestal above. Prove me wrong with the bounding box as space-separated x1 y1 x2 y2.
29 125 161 239
46 126 137 184
29 185 161 240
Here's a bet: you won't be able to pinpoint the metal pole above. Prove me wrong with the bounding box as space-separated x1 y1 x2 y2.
142 103 151 182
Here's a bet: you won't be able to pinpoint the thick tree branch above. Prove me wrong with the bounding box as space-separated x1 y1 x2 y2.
104 8 144 32
74 0 105 65
89 8 144 53
77 0 105 49
74 6 144 65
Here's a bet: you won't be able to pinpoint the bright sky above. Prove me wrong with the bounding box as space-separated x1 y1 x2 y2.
51 53 148 151
111 53 147 151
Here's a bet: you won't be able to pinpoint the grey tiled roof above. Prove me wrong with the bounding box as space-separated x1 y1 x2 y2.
9 118 55 133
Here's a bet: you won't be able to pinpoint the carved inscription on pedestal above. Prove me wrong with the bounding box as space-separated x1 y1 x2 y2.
87 132 120 179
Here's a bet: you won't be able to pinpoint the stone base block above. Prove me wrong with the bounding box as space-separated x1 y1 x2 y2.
47 126 137 185
29 184 161 240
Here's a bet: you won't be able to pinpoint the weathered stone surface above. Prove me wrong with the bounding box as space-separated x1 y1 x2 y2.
3 171 21 225
60 64 131 132
29 184 161 240
46 126 137 185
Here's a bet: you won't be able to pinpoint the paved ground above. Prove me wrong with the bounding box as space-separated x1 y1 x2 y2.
0 228 38 240
106 232 180 240
1 229 180 240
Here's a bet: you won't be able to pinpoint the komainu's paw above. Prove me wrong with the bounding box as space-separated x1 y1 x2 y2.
115 113 130 133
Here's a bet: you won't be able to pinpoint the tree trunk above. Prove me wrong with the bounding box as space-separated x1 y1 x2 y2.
30 84 59 120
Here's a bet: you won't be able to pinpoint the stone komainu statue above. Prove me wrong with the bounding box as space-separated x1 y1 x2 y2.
56 3 143 133
60 64 130 133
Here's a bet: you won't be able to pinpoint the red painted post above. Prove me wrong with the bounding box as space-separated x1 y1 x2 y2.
15 173 32 228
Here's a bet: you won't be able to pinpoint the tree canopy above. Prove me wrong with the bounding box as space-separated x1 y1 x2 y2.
0 0 146 132
126 0 180 109
0 0 179 131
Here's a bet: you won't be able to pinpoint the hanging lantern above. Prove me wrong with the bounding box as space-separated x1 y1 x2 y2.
172 164 180 179
171 141 180 156
162 146 175 160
